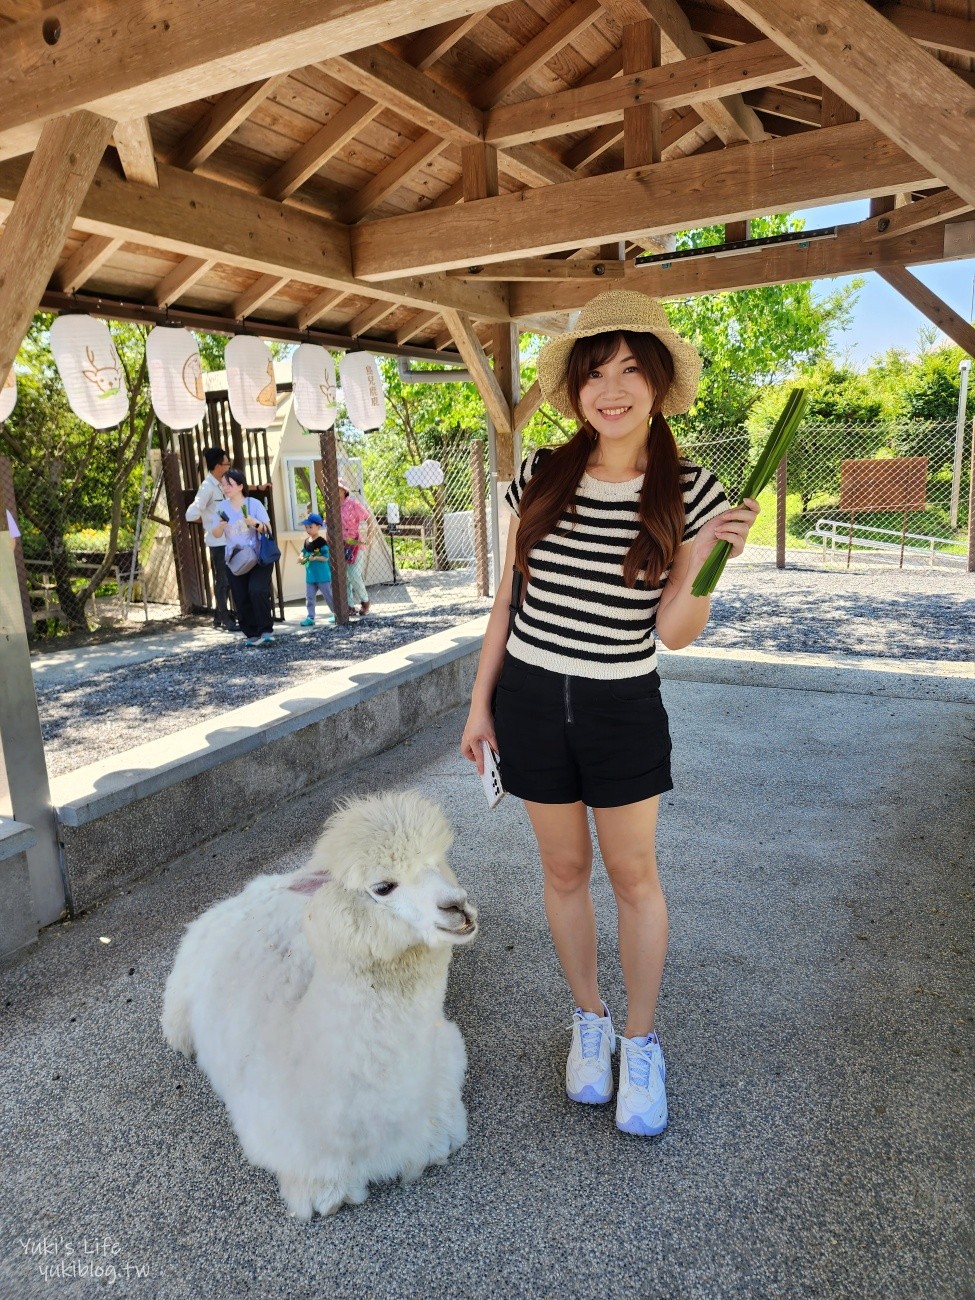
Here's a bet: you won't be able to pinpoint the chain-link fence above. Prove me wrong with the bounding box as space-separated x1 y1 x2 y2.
679 417 970 565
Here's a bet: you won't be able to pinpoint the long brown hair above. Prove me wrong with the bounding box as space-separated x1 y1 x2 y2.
515 330 686 588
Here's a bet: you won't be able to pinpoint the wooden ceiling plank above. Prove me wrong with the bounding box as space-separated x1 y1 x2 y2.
723 0 975 208
329 46 484 145
342 132 450 222
351 120 936 279
0 0 487 159
623 20 661 169
112 117 158 187
404 14 484 71
261 94 383 201
862 189 973 241
55 233 123 293
877 267 975 357
484 40 803 147
441 308 512 434
295 289 349 331
471 0 604 111
880 6 975 61
509 218 968 314
0 110 115 378
151 255 215 307
232 273 289 319
0 154 511 320
171 76 289 171
446 258 626 279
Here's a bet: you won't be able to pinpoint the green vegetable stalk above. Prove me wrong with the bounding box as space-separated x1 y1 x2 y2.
690 388 808 598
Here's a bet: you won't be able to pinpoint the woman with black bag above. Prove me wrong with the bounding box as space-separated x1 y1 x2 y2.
213 468 276 647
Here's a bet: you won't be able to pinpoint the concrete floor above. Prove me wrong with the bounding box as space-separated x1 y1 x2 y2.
2 650 974 1299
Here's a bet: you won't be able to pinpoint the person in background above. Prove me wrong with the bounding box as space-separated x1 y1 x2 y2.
460 290 760 1138
184 446 237 631
298 512 334 627
338 475 372 617
212 469 275 648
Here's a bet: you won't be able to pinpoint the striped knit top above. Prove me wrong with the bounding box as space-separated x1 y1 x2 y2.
504 451 729 680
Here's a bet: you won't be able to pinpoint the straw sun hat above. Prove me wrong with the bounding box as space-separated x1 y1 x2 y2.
536 290 702 419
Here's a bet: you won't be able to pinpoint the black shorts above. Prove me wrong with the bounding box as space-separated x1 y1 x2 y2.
493 654 673 808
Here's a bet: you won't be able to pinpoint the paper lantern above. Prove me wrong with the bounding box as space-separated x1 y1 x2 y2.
0 368 15 422
341 351 385 432
292 344 337 431
225 336 278 428
405 459 444 488
146 327 206 430
50 315 129 429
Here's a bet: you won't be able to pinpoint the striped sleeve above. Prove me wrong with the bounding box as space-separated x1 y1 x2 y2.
681 463 729 542
505 449 549 517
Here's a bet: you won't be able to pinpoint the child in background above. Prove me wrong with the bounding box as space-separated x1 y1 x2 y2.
298 513 334 627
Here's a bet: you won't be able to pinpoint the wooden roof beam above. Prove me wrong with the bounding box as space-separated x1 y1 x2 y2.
877 267 975 358
346 300 397 337
261 95 383 202
446 259 626 280
723 0 975 208
601 0 766 144
880 7 975 61
0 0 486 160
509 219 972 314
295 289 350 331
0 111 115 379
151 256 214 308
329 46 484 145
0 154 511 321
485 40 803 147
403 14 485 71
861 189 973 242
352 120 935 279
742 87 819 127
440 309 512 434
395 310 440 345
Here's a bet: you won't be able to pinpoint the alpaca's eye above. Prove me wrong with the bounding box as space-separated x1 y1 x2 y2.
372 882 398 897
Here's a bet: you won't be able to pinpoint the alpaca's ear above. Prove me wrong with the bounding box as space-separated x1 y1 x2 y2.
288 871 331 896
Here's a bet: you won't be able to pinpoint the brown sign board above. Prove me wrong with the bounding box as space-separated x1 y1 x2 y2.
838 457 928 512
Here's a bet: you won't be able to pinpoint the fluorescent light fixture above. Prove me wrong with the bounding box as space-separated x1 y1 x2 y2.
634 226 838 268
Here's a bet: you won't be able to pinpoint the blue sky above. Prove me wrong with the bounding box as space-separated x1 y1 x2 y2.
791 200 975 370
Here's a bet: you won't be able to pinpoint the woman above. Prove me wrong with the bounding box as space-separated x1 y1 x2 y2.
212 469 275 648
338 475 372 616
460 291 759 1137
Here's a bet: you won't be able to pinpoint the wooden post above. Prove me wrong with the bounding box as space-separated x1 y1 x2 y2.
161 451 204 614
0 455 34 630
623 20 661 169
471 441 489 598
775 458 787 570
492 323 520 481
318 428 350 625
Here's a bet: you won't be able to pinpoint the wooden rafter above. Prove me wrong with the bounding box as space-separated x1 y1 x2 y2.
403 14 485 70
471 0 604 110
395 310 440 345
877 267 975 357
861 190 973 242
346 300 396 338
151 256 214 308
440 309 512 434
261 95 383 202
171 76 289 172
881 6 975 60
294 289 349 331
0 111 115 377
723 0 975 208
351 120 936 279
232 274 289 320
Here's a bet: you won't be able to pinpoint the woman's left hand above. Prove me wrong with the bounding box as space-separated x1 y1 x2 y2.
692 497 761 562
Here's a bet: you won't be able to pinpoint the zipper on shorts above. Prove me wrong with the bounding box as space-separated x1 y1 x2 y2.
564 675 574 724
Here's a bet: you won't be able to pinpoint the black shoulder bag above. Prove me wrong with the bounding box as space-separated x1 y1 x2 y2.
507 570 523 635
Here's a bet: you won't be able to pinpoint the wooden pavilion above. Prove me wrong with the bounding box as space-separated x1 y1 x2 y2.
1 0 975 496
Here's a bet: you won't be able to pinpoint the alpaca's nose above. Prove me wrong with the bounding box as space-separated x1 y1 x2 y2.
438 892 477 931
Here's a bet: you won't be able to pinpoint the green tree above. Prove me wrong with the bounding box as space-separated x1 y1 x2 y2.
1 313 154 631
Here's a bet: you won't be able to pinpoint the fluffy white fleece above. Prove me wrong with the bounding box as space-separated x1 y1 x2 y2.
161 790 477 1219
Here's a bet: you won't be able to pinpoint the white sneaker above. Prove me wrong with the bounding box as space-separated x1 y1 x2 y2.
566 1004 615 1105
616 1032 667 1136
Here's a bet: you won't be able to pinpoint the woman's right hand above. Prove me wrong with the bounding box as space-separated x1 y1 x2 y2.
460 704 497 774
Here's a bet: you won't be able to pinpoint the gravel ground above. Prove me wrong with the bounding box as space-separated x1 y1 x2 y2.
33 551 974 777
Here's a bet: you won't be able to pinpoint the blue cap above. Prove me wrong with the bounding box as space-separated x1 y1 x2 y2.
302 513 324 526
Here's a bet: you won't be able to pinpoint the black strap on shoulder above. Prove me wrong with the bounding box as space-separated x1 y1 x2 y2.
508 569 523 636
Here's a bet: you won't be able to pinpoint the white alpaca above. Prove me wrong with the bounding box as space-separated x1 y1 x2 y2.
161 790 477 1219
